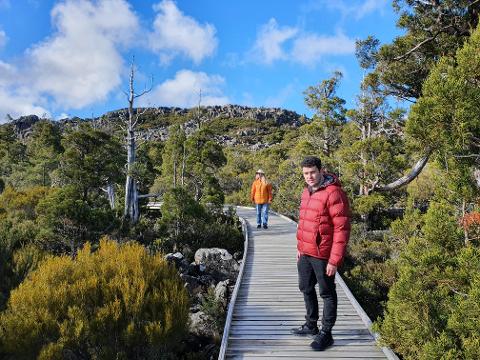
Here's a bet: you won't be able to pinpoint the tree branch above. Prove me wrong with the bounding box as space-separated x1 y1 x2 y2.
393 26 453 61
133 75 153 99
453 154 480 158
137 193 162 199
469 0 480 8
132 106 149 129
373 151 431 192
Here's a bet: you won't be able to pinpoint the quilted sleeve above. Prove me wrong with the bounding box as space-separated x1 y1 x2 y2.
327 188 351 267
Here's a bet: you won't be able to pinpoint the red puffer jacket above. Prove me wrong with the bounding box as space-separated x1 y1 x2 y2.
296 174 351 267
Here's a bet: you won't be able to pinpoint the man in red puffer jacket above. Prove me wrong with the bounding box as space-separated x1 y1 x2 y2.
290 156 351 352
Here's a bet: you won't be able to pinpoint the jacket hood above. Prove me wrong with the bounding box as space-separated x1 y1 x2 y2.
320 173 340 187
307 172 340 193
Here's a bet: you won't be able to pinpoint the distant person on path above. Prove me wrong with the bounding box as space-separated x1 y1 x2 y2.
250 169 273 229
291 156 351 351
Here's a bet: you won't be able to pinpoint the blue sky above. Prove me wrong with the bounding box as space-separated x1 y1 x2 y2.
0 0 402 121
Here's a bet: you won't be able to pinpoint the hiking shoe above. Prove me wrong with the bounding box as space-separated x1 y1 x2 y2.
310 330 334 351
257 224 261 229
290 323 319 336
263 224 268 229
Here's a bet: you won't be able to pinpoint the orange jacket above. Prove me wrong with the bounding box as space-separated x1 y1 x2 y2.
251 179 273 204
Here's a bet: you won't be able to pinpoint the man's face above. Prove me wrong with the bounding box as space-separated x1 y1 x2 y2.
302 166 322 187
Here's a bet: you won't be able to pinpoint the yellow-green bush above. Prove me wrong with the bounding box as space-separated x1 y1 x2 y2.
0 238 189 359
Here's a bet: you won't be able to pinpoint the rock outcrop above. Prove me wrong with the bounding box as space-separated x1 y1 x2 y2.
164 247 240 357
5 105 309 150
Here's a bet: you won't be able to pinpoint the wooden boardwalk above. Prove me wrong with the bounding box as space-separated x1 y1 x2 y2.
219 206 397 360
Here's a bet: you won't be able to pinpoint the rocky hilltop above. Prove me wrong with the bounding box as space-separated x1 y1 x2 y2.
6 105 308 148
102 104 306 126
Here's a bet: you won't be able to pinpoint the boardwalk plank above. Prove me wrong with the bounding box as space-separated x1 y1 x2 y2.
219 207 395 360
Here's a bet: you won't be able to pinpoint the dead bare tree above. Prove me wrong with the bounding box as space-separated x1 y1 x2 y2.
101 182 116 209
122 59 152 223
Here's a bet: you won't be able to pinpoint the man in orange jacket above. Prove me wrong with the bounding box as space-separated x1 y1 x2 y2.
250 169 273 229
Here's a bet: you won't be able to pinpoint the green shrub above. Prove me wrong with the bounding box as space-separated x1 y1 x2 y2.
35 186 118 255
200 287 226 338
0 238 189 360
342 224 397 319
374 201 464 359
156 188 243 256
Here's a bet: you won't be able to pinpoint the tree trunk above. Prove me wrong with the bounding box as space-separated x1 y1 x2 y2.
181 143 186 186
124 127 138 222
195 183 201 202
173 156 177 188
122 59 152 224
462 199 469 246
124 65 139 223
106 182 115 209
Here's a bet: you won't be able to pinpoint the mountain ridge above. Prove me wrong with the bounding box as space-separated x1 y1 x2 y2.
5 105 309 149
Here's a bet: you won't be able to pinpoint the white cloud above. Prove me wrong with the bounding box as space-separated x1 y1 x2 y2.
140 70 229 108
27 0 139 108
356 0 387 19
0 60 17 83
0 30 7 48
0 0 140 120
0 86 50 122
56 112 70 120
248 18 354 66
149 0 217 64
291 32 355 65
320 0 387 20
0 61 50 121
250 18 298 64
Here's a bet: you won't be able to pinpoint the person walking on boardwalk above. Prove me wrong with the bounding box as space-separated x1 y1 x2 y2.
290 156 351 351
250 169 273 229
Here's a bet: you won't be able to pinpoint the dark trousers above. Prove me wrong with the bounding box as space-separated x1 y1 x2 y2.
297 255 337 332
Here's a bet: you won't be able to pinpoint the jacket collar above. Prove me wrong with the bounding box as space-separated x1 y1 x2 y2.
307 173 338 194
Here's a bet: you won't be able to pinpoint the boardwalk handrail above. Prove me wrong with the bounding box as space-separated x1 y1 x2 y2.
336 274 399 360
218 210 250 360
218 206 399 359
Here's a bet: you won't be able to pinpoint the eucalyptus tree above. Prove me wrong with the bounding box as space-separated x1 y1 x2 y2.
58 125 123 202
405 21 480 208
184 129 226 207
345 1 480 194
301 71 346 161
374 23 480 359
338 73 407 197
0 124 27 188
159 124 187 191
373 0 480 101
24 121 63 187
154 126 226 208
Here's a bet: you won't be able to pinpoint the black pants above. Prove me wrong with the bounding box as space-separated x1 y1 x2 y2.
297 255 337 332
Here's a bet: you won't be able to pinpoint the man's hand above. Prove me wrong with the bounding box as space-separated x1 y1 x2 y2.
326 263 337 276
296 250 300 261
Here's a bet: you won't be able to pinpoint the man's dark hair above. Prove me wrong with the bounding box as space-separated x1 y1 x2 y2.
301 156 322 170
